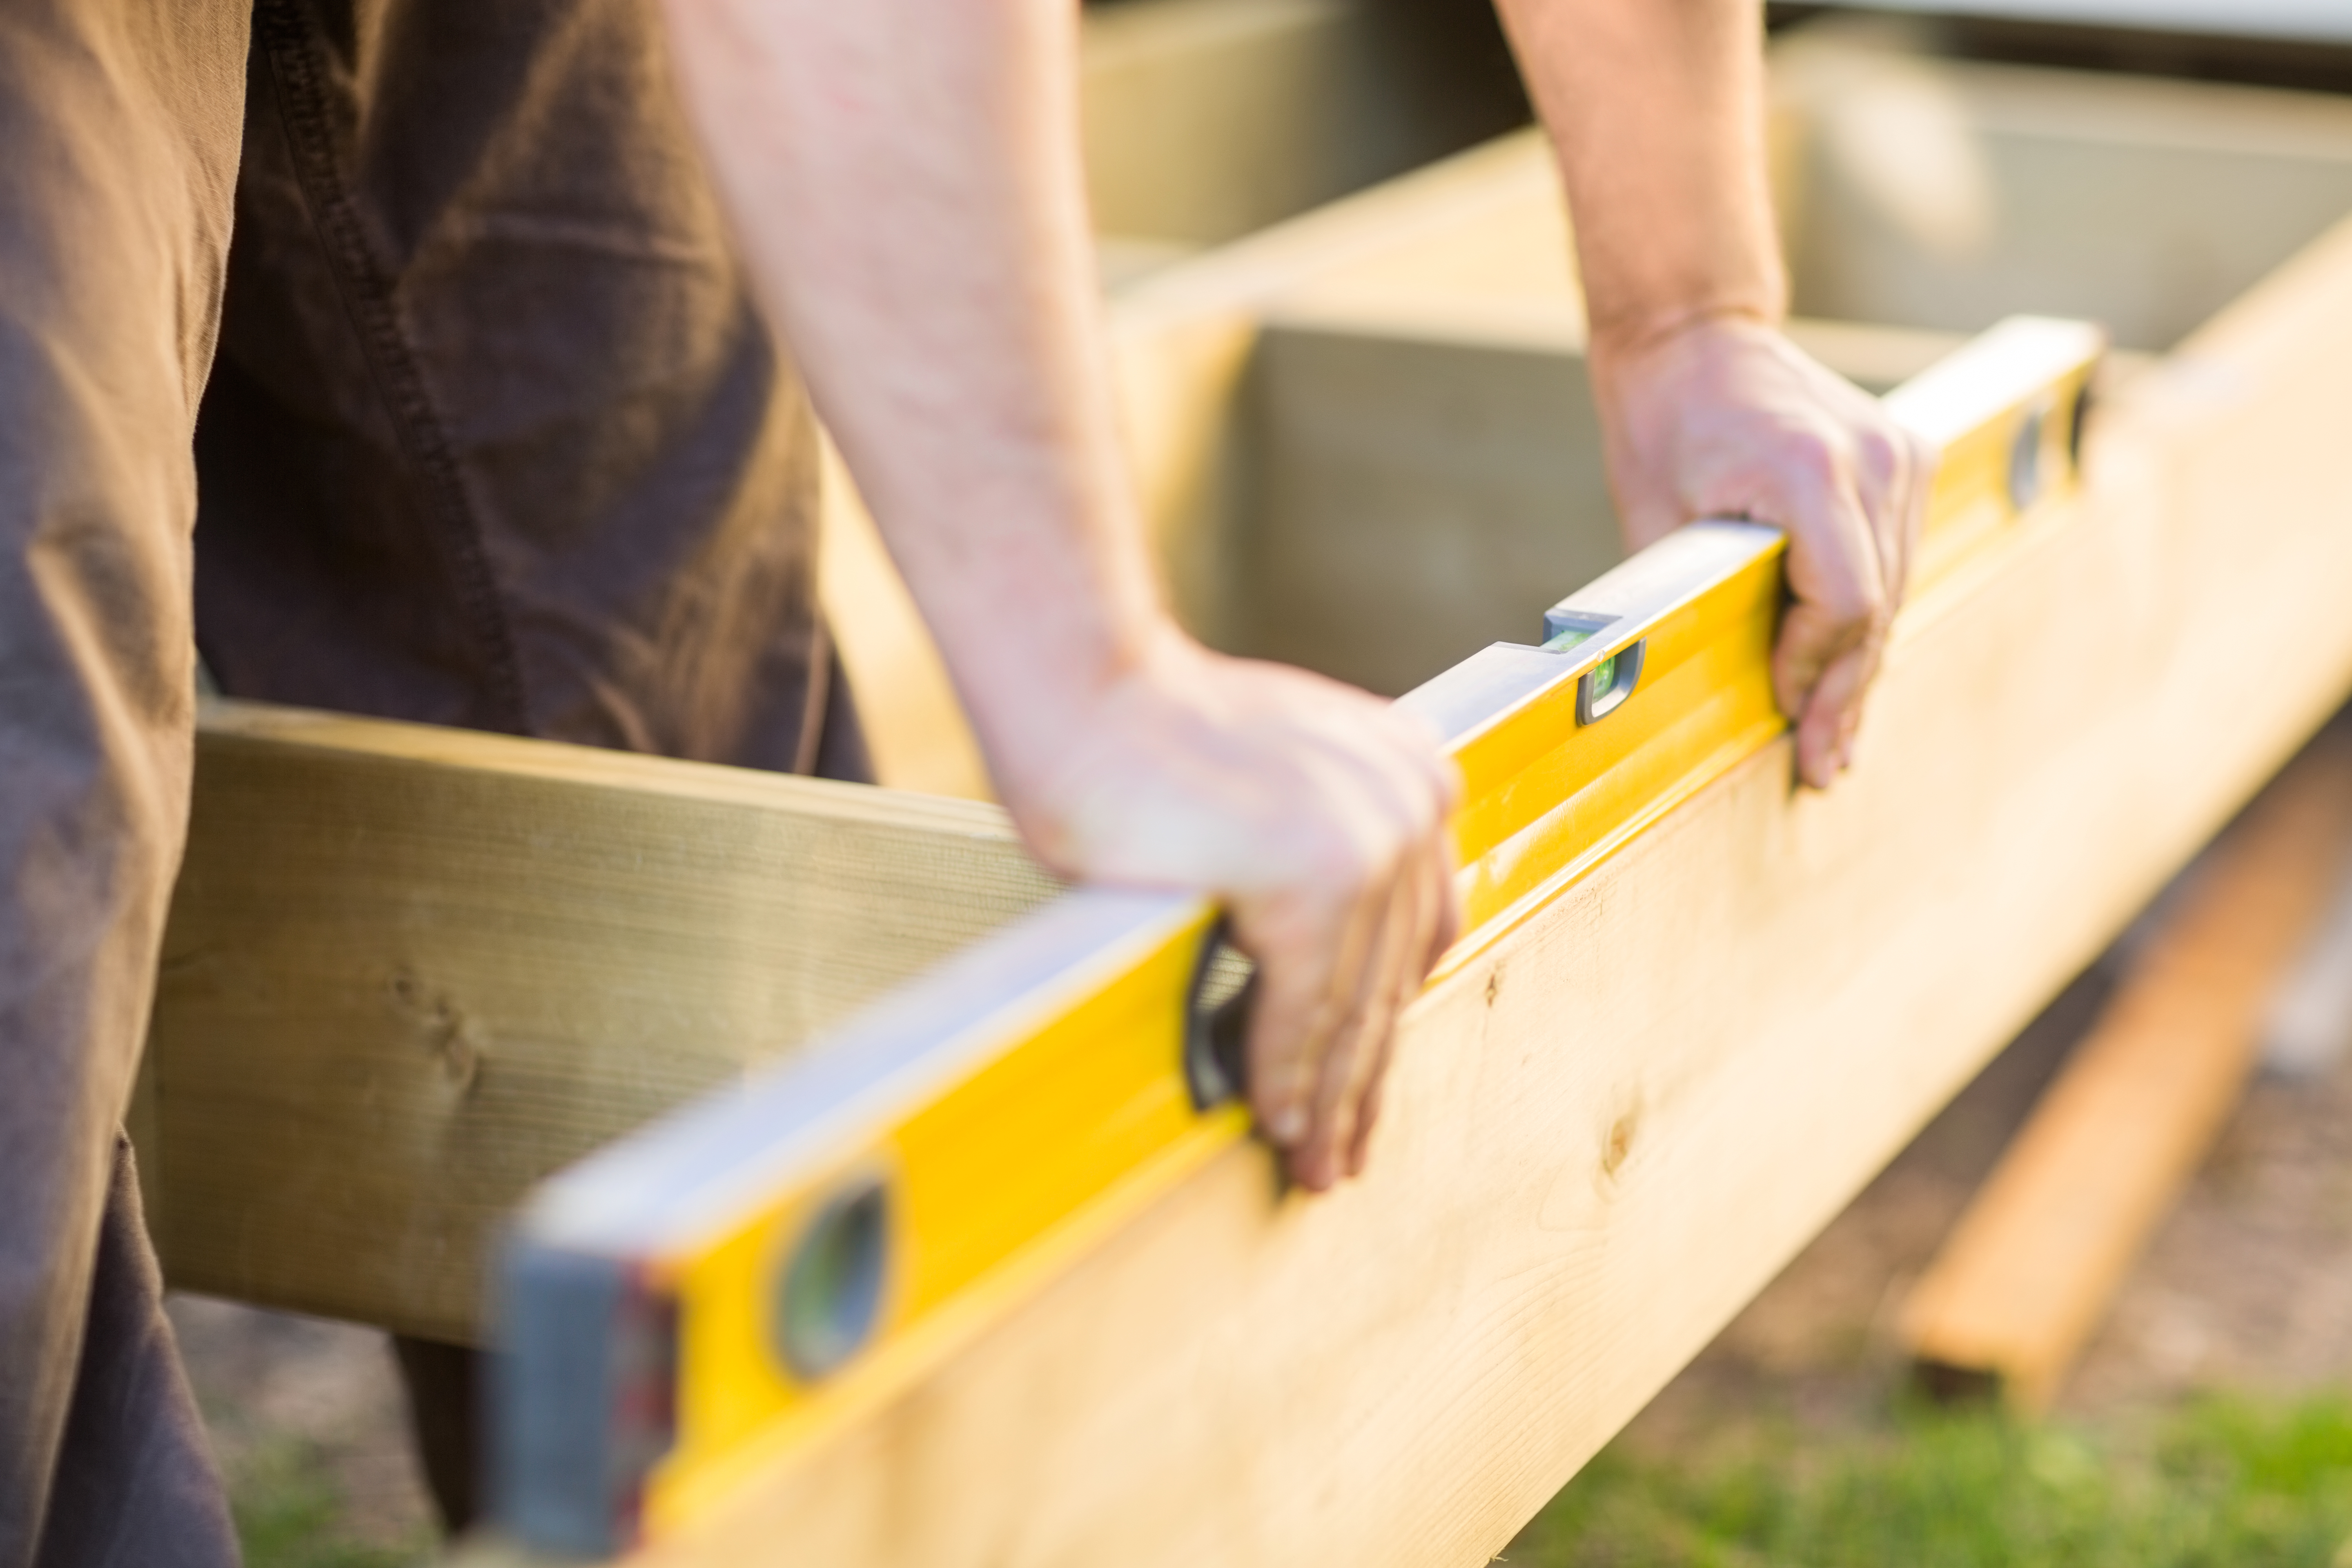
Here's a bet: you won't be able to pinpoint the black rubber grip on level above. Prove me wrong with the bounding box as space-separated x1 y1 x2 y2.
1183 922 1255 1111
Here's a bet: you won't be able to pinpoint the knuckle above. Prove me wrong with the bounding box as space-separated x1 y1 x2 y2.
1857 428 1907 494
1811 567 1883 630
1781 433 1845 494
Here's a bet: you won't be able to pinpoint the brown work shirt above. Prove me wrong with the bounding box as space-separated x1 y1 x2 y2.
0 2 854 1562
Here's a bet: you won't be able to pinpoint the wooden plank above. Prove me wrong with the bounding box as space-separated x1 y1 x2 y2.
542 200 2352 1568
1079 0 1523 251
1901 734 2352 1410
1107 128 1970 684
835 38 2352 795
168 54 2352 1354
1107 39 2352 674
1238 296 1972 695
139 140 2007 1346
831 132 1563 757
832 104 1956 765
1776 28 2352 349
147 703 1058 1343
1109 132 1572 654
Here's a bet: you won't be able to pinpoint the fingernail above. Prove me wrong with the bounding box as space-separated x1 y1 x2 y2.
1268 1106 1306 1144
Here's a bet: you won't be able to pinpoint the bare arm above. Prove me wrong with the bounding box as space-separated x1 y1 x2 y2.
1494 0 1931 786
657 0 1457 1189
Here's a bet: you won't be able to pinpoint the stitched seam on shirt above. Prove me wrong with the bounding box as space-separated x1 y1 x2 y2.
252 0 532 733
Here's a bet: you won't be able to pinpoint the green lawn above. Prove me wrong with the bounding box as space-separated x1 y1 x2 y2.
1510 1395 2352 1568
225 1394 2352 1567
231 1443 430 1568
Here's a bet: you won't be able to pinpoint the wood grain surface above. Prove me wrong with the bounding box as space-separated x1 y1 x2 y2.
577 203 2352 1568
156 33 2352 1566
146 705 1058 1342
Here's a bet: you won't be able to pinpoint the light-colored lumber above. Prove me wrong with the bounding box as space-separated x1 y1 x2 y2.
145 703 1058 1343
1082 0 1376 250
1108 128 1982 693
1115 36 2352 664
169 41 2352 1558
1116 41 2352 690
544 195 2352 1568
172 52 2352 1363
150 199 1978 1350
1776 26 2352 349
1237 295 1973 695
1079 0 1524 252
835 36 2352 797
1901 736 2352 1411
1244 316 1612 692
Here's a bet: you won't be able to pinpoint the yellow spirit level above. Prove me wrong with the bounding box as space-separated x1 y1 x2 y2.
492 317 2102 1559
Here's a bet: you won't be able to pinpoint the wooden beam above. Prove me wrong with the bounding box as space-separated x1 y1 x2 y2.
1237 297 1971 695
836 32 2352 793
145 137 1979 1345
146 704 1057 1342
168 49 2352 1365
1775 25 2352 350
1901 733 2352 1411
1079 0 1525 251
158 41 2352 1557
506 198 2352 1568
1107 128 1972 684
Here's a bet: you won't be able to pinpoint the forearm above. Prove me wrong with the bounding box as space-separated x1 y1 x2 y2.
1494 0 1785 352
1495 0 1926 790
657 0 1164 801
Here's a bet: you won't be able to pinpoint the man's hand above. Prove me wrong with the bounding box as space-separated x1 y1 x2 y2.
1493 0 1933 782
1005 633 1460 1193
659 0 1456 1190
1589 315 1932 786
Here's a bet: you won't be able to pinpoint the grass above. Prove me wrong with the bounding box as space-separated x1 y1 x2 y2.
216 1393 2352 1567
229 1443 430 1568
1510 1394 2352 1568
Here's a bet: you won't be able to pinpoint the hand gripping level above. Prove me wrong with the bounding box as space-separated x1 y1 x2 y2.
492 316 2105 1558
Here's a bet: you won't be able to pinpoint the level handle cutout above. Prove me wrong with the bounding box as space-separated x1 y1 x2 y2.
1183 922 1255 1111
773 1173 893 1383
2008 401 2048 512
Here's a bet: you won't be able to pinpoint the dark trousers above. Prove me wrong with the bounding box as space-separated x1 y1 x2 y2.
1 1 850 1561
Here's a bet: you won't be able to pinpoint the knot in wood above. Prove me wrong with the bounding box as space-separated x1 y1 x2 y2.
1601 1112 1637 1179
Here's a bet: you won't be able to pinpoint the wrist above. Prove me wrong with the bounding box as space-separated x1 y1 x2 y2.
1586 297 1784 374
955 602 1195 817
